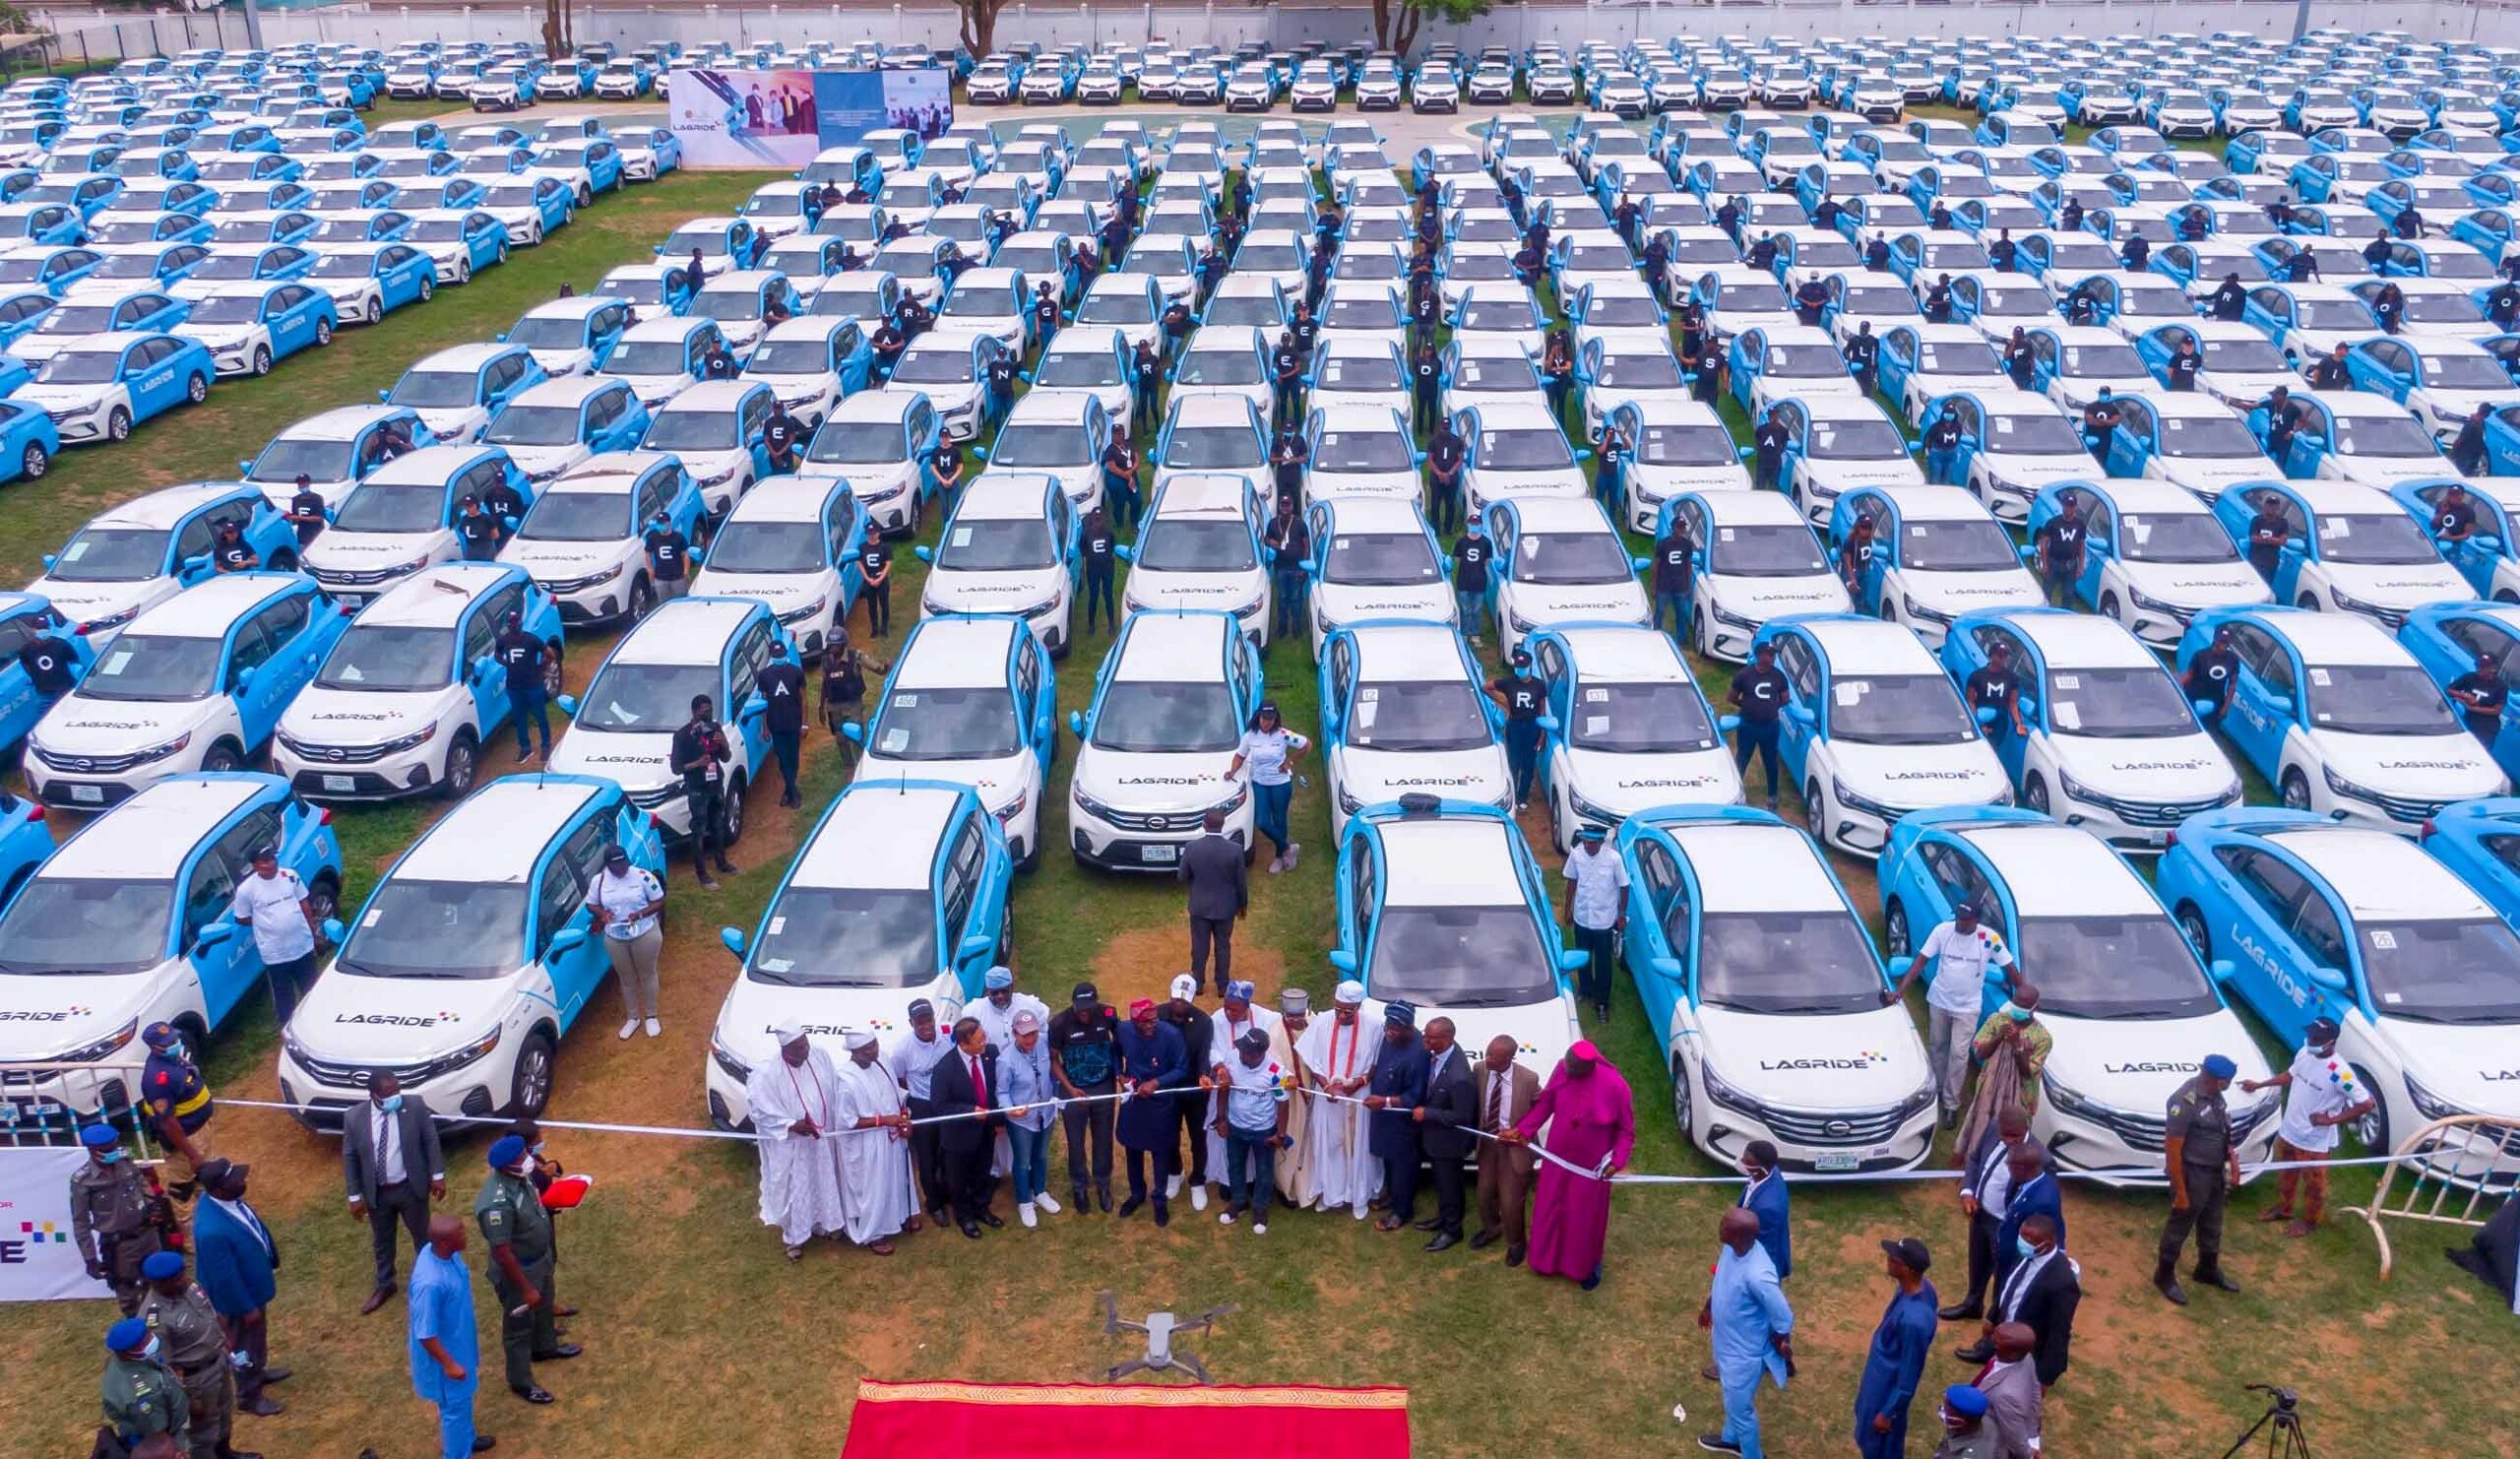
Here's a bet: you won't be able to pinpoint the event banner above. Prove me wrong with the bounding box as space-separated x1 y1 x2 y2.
672 68 956 167
0 1147 114 1302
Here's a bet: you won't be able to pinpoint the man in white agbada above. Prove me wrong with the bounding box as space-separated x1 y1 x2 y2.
1274 988 1317 1206
1201 979 1285 1199
1293 980 1381 1217
832 1029 918 1254
746 1024 849 1259
968 965 1053 1193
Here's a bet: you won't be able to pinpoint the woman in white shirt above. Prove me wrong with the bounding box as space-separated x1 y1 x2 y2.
584 845 667 1039
1228 701 1310 875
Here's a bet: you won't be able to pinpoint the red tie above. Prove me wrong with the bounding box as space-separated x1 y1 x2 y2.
971 1056 986 1109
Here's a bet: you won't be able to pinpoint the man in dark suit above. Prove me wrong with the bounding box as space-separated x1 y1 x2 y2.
1957 1144 2067 1366
1737 1140 1791 1279
191 1158 285 1416
1472 1034 1540 1264
1364 1001 1430 1233
1414 1016 1478 1251
1970 1213 2077 1387
341 1070 445 1314
1942 1106 2048 1322
928 1017 1005 1237
1176 806 1247 995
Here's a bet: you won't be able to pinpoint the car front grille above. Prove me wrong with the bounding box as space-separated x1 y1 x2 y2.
32 744 153 774
309 563 409 588
1753 1102 1912 1148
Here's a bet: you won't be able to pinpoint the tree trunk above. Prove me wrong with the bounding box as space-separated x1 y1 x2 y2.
1392 2 1419 57
960 0 997 59
1369 0 1393 50
541 0 562 59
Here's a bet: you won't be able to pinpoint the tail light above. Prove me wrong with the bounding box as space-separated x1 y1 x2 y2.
25 803 44 822
316 806 333 826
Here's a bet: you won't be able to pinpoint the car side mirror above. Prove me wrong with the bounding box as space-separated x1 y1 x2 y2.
190 920 234 954
544 926 587 960
322 916 347 945
2208 957 2236 984
841 721 863 743
913 543 933 563
555 693 578 715
2264 692 2295 716
958 931 995 962
1785 701 1816 726
2307 964 2349 992
1327 949 1357 975
2017 542 2037 561
1887 954 1916 978
1556 948 1591 973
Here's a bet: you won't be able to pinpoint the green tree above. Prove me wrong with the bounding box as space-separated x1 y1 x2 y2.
956 0 1013 63
1371 0 1489 57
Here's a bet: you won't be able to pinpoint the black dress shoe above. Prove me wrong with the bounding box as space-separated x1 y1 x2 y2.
1424 1232 1461 1252
1097 1186 1114 1213
2193 1268 2242 1294
243 1397 284 1418
1470 1230 1499 1250
977 1211 1003 1230
1506 1244 1525 1267
1412 1217 1441 1231
511 1385 554 1406
360 1285 396 1315
1117 1196 1143 1218
715 858 738 874
1936 1301 1984 1322
1154 1201 1170 1228
959 1222 982 1239
551 1304 579 1318
472 1438 497 1453
260 1366 292 1384
1952 1342 1994 1364
533 1344 583 1361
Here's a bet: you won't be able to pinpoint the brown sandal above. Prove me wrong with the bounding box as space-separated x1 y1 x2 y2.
866 1239 896 1256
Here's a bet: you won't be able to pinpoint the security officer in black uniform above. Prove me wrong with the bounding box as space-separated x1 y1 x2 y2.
2156 1053 2244 1306
139 1021 215 1200
2165 335 2202 392
1411 336 1441 436
670 694 736 888
2183 626 2240 727
1844 321 1879 396
762 401 802 476
70 1123 173 1315
1426 413 1467 536
1080 504 1118 636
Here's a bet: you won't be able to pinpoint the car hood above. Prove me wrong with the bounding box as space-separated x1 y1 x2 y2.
281 681 459 740
856 748 1031 815
1803 456 1927 493
501 538 625 575
26 574 173 628
1709 570 1851 618
0 963 186 1057
15 382 116 412
285 964 522 1060
304 528 438 567
1124 564 1263 610
1071 744 1240 814
2331 455 2454 489
1698 1002 1930 1106
175 322 264 348
2045 729 2236 797
2149 454 2279 500
1501 577 1650 624
2310 730 2505 798
1978 449 2098 488
546 726 673 790
37 694 215 754
1893 564 2047 610
1314 580 1452 627
524 347 595 377
2117 557 2274 606
2042 1006 2276 1115
2374 1017 2520 1119
1364 992 1579 1096
2315 558 2471 607
689 567 833 611
1306 466 1420 500
503 441 592 476
1563 743 1740 810
921 565 1064 613
712 975 963 1074
1827 733 2009 804
1334 741 1511 805
798 460 916 501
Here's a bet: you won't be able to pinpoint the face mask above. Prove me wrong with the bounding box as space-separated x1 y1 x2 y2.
378 1094 404 1113
161 1040 185 1060
2015 1236 2038 1261
98 1149 124 1164
2001 1001 2033 1023
143 1337 161 1362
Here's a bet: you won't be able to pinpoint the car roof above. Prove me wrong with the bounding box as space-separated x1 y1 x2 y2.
1799 615 1941 670
518 295 613 321
279 403 401 439
514 374 615 406
93 479 251 529
723 475 839 523
895 614 1018 688
48 774 268 880
1114 610 1231 681
1376 816 1525 907
1665 819 1845 912
1556 624 1687 681
788 783 961 890
356 561 514 628
1999 609 2158 667
658 379 760 412
394 775 603 883
1004 389 1095 426
362 444 495 485
1870 483 1995 519
828 390 915 423
1351 620 1469 680
2255 607 2410 664
131 571 297 637
610 595 754 665
2263 825 2493 919
954 471 1054 520
1954 821 2159 917
1506 496 1617 533
618 315 710 342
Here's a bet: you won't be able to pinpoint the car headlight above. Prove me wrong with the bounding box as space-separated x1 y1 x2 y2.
2327 585 2381 617
1894 1080 1936 1121
2323 764 2383 803
412 1026 502 1083
2055 767 2100 805
1712 603 1757 629
1336 783 1364 815
1209 782 1249 816
1831 776 1902 820
2126 586 2186 616
54 1017 139 1063
133 730 194 765
2040 1069 2112 1122
1506 605 1538 633
380 723 440 755
77 607 139 635
1568 788 1626 826
709 1029 751 1085
1700 1059 1766 1116
992 789 1028 824
1900 594 1953 625
2405 1071 2465 1122
1071 787 1114 820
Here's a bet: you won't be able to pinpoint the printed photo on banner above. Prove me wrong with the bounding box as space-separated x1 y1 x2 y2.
670 67 823 167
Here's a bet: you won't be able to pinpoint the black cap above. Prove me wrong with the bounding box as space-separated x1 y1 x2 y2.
603 844 630 868
1881 1236 1932 1273
1071 981 1100 1007
1510 648 1532 666
1954 901 1981 920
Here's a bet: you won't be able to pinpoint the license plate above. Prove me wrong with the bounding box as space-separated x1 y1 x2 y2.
69 784 101 804
1141 844 1178 864
1814 1151 1859 1173
322 775 357 793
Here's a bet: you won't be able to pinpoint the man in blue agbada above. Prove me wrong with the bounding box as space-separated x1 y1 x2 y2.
410 1213 489 1457
1855 1236 1942 1458
1699 1206 1793 1457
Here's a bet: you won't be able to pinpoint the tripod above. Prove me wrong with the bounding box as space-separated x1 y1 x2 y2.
2218 1384 2313 1459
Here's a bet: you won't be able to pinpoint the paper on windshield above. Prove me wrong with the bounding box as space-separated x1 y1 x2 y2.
2053 700 2081 730
61 539 87 561
760 956 794 973
2053 674 2079 690
101 649 133 675
2124 515 2152 545
1585 687 1608 702
2369 929 2397 950
1584 715 1610 736
1834 680 1866 707
893 692 918 707
879 726 911 752
2320 516 2351 539
1719 528 1734 542
2308 667 2331 687
951 527 973 547
363 908 383 927
769 916 786 935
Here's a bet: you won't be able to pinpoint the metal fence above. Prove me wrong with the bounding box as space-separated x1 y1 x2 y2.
2344 1112 2520 1280
23 0 2520 68
1 1056 159 1153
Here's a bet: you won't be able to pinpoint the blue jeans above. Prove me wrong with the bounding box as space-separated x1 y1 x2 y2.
1721 1362 1767 1459
1226 1127 1278 1217
1925 448 1960 486
510 689 550 756
1008 1121 1050 1204
1272 571 1307 643
1456 589 1485 633
1734 719 1782 801
1253 779 1293 857
1504 719 1541 803
1655 591 1689 637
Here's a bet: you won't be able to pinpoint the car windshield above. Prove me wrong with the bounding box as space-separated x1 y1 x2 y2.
194 253 271 280
705 520 825 574
1367 904 1557 1008
388 368 481 408
486 404 587 448
744 886 937 987
38 303 116 333
815 285 888 321
573 663 718 731
1163 424 1263 470
936 515 1054 571
642 410 736 452
2039 664 2195 736
693 288 767 323
2328 412 2436 459
46 525 169 581
2060 342 2145 378
1710 523 1827 576
1829 672 1978 745
806 421 907 465
1598 349 1682 389
1453 351 1538 392
2295 299 2377 331
2317 512 2442 566
309 252 380 278
331 481 445 534
1903 518 2022 572
1090 679 1239 752
1323 294 1400 330
1477 427 1572 471
2420 353 2511 390
516 489 628 540
1763 344 1843 379
888 347 975 385
82 632 221 700
1568 680 1716 752
2013 914 2220 1018
1312 426 1412 473
94 253 165 280
1074 290 1153 326
1444 252 1514 282
1511 530 1632 585
1120 248 1180 280
1984 412 2087 455
1037 348 1121 388
1136 515 1254 572
507 316 591 350
2303 664 2462 734
2358 918 2520 1024
1236 240 1306 273
1806 416 1908 461
869 684 1020 759
2200 336 2288 372
316 622 456 691
1563 244 1633 273
336 880 528 979
2116 511 2239 564
1323 530 1437 585
2154 413 2263 459
1459 296 1538 330
2399 292 2484 324
408 218 472 242
1697 911 1884 1013
0 878 172 974
605 340 694 377
748 338 837 376
1914 339 2003 377
1348 678 1489 751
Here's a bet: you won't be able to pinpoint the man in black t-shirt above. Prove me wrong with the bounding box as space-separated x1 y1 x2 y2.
1132 341 1162 434
1271 333 1303 433
2081 389 2121 464
481 475 528 545
1452 518 1492 647
1161 298 1194 361
1411 338 1440 436
756 640 806 807
644 513 691 602
2258 387 2304 467
857 538 893 637
670 693 736 887
1031 282 1061 352
285 475 327 547
1081 505 1118 636
1652 516 1695 638
1270 428 1307 508
1752 409 1791 492
982 348 1017 423
2449 409 2491 478
2002 328 2036 391
2035 494 2090 606
1101 425 1141 535
1486 649 1545 810
2165 337 2201 392
1844 322 1879 397
1426 416 1467 536
17 623 77 702
1262 498 1307 649
2183 627 2240 727
2206 275 2247 322
2450 652 2509 748
212 519 259 573
492 610 552 762
2434 480 2480 545
454 494 501 562
1966 640 2027 741
1729 641 1789 810
872 321 909 380
1048 982 1120 1212
2244 494 2292 584
2304 345 2350 392
762 402 801 476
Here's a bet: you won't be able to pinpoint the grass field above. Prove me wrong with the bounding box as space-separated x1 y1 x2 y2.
4 102 2517 1459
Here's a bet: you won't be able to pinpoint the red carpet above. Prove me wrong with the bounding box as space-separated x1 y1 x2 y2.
840 1379 1410 1456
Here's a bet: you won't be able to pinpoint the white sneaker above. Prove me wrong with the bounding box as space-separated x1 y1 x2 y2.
1219 1209 1236 1226
1166 1174 1184 1199
1019 1201 1038 1229
1285 843 1299 870
618 1019 639 1040
1033 1192 1062 1215
1191 1184 1209 1212
1266 856 1286 874
644 1018 662 1038
1252 1221 1268 1236
1353 1203 1370 1220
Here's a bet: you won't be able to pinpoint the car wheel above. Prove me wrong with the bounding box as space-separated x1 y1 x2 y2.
2348 1062 2391 1154
626 575 656 621
105 406 132 441
1017 833 1040 873
2280 767 2312 810
441 730 478 797
315 317 334 347
2023 774 2049 814
1691 604 1712 657
1884 897 1912 957
250 347 272 377
200 740 240 773
496 239 509 264
456 259 472 285
1803 777 1827 839
1670 1054 1695 1139
2498 590 2519 605
2174 902 2212 959
1877 598 1898 623
184 373 208 405
2297 593 2319 611
2099 590 2121 621
364 296 383 325
18 441 44 479
267 549 297 573
306 873 340 926
508 1030 555 1117
417 277 434 302
721 774 747 845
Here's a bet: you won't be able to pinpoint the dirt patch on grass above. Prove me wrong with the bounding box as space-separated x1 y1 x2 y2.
1086 923 1288 1009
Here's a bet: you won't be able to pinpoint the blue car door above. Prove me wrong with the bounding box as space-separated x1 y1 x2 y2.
180 819 260 1026
725 615 777 768
1773 632 1823 783
230 592 311 745
532 816 612 1029
2220 624 2296 774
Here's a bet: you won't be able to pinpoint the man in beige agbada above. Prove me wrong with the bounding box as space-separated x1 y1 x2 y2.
1270 988 1315 1206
